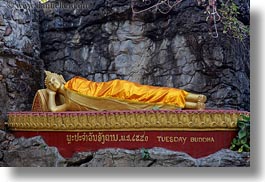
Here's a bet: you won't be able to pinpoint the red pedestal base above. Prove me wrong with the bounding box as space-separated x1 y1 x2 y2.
13 130 236 158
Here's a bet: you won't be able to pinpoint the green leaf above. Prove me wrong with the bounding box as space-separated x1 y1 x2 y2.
238 130 246 139
237 121 245 129
232 138 237 144
241 115 250 122
39 0 49 3
243 144 250 152
238 146 244 153
240 138 247 145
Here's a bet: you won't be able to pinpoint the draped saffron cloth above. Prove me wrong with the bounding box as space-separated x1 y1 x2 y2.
64 77 189 110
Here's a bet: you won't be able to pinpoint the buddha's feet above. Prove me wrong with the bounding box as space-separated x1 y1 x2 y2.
186 93 207 103
184 102 205 110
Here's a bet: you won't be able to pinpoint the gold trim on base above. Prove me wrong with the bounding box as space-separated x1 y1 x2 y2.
7 110 249 132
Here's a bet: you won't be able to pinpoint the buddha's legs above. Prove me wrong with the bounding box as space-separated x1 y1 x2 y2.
184 101 205 110
185 93 207 103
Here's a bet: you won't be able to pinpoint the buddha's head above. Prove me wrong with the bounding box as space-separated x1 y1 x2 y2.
44 71 66 91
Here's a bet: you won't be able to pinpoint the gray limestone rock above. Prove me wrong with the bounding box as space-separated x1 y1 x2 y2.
68 147 250 167
198 149 250 167
2 135 66 167
0 0 43 121
39 0 249 111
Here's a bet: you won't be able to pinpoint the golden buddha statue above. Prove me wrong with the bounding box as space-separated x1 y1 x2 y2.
32 71 207 112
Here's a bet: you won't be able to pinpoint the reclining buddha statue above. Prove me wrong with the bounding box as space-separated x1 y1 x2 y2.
32 71 207 112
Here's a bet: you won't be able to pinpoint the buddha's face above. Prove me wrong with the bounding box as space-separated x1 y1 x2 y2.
46 76 61 92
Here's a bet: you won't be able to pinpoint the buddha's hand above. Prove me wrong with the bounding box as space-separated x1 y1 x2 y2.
46 88 56 96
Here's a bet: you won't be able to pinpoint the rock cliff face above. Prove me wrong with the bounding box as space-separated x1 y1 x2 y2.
0 0 43 125
40 0 250 111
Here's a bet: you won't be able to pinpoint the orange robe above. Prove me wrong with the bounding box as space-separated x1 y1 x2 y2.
64 77 188 110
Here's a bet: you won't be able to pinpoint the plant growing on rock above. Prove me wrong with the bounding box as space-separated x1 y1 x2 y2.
230 115 250 152
141 148 151 160
219 0 249 41
131 0 249 39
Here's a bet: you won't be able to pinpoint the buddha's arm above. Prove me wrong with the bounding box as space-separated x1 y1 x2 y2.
46 89 68 112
